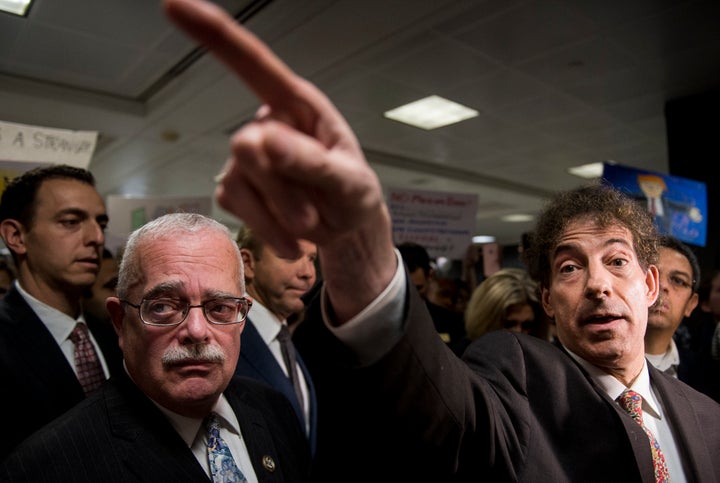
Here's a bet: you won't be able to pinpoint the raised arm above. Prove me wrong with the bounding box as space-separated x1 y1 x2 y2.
163 0 398 322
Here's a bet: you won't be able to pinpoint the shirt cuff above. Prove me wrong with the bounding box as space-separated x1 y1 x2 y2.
320 249 406 365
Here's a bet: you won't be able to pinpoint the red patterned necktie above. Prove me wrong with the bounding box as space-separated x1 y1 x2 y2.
617 390 670 483
69 323 105 396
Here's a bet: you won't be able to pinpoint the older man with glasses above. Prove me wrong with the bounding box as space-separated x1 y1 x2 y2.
1 212 311 482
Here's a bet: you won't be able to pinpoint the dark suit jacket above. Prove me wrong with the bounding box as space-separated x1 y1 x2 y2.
0 285 123 460
234 318 318 455
0 372 311 482
302 279 720 482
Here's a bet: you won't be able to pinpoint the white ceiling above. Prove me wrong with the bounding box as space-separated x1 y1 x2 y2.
1 0 719 248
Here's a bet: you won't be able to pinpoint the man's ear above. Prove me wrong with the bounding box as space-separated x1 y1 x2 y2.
106 297 125 341
0 219 27 256
541 287 555 319
646 264 660 307
240 248 255 280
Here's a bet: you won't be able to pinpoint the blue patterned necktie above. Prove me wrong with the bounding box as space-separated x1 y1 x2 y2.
205 413 248 483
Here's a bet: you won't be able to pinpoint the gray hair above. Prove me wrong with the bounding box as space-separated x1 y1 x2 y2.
116 212 244 298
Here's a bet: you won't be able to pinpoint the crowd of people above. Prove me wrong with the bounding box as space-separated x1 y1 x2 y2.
1 0 719 481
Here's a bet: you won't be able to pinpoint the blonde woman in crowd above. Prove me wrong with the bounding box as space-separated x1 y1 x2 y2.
463 268 551 347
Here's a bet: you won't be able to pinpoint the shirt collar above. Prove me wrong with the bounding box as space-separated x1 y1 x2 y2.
565 348 664 420
645 338 680 375
16 280 84 344
247 299 285 343
155 394 241 447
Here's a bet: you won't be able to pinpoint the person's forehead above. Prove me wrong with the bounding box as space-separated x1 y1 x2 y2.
557 219 633 246
263 238 317 260
657 247 691 272
38 177 99 198
35 178 105 211
138 236 239 287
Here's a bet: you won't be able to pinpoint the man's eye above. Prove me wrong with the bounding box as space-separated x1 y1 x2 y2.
670 277 690 289
147 300 180 314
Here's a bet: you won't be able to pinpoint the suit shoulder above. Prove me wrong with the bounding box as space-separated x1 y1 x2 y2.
227 375 288 401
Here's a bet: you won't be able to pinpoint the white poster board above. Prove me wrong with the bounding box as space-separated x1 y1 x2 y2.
388 187 478 260
0 120 99 196
0 120 97 168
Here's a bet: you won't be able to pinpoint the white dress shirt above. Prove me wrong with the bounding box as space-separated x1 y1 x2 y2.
645 338 680 377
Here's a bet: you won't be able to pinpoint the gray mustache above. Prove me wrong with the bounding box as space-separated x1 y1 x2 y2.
162 344 225 366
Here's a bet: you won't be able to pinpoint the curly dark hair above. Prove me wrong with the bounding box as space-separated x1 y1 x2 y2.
521 183 658 289
0 164 96 227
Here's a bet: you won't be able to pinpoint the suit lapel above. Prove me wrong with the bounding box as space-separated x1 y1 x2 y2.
240 319 317 455
0 287 85 400
105 375 210 482
240 320 287 382
649 365 716 481
240 320 301 409
224 382 290 482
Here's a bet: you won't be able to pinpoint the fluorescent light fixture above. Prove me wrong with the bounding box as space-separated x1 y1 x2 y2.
384 95 478 130
567 162 604 179
0 0 32 16
472 235 496 244
500 214 534 223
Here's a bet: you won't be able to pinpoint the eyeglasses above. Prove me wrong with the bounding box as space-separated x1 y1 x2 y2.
664 274 694 291
121 297 252 327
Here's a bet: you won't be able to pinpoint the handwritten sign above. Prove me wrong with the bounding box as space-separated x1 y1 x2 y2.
0 120 98 168
388 187 478 259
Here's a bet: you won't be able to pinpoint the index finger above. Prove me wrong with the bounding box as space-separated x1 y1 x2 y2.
163 0 303 115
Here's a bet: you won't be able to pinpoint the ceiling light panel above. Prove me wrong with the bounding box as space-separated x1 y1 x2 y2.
0 0 33 16
384 95 478 130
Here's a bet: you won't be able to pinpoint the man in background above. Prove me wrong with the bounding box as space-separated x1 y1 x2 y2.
644 235 700 378
234 225 318 453
0 165 123 460
397 241 466 354
82 247 119 324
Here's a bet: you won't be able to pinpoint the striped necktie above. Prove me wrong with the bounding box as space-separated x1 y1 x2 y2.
617 390 670 483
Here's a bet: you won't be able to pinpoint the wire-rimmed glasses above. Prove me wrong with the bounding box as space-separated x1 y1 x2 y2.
121 297 252 327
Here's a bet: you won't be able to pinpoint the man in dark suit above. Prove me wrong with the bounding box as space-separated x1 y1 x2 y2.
0 213 310 481
233 225 318 454
0 165 123 460
163 2 720 480
397 241 467 355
